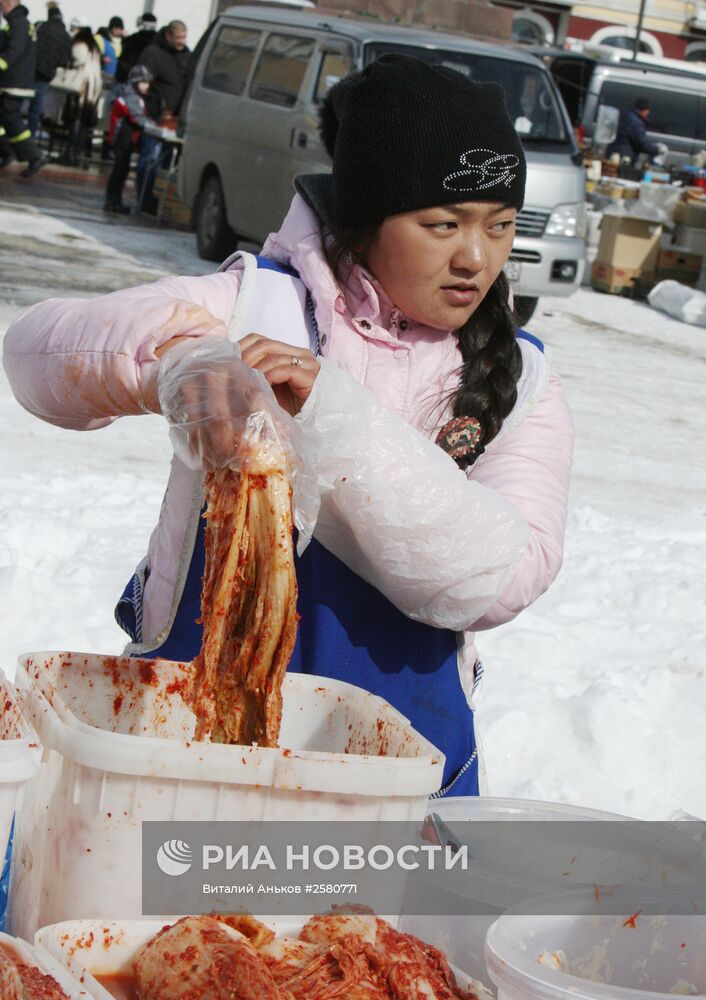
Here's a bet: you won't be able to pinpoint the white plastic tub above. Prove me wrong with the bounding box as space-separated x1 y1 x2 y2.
485 889 706 1000
399 798 701 988
0 671 42 863
35 917 487 999
10 651 443 938
0 930 91 998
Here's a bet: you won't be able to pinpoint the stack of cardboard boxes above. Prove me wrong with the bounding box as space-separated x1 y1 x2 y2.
591 211 662 295
659 189 706 290
591 187 706 296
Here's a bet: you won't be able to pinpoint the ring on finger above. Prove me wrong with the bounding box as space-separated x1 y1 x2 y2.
290 356 303 367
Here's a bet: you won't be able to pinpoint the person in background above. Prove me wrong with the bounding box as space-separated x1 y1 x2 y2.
96 16 125 159
116 12 157 84
140 18 189 119
28 1 71 138
95 15 124 79
138 20 189 213
0 0 45 177
606 96 668 166
104 63 153 215
60 24 101 165
69 15 89 34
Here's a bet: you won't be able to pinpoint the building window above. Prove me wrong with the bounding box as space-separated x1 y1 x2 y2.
590 25 663 57
685 42 706 62
511 9 555 45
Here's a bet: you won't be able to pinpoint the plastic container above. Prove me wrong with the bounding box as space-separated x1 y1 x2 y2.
639 182 680 221
0 930 91 998
485 889 706 1000
35 917 486 999
399 797 702 988
10 651 443 938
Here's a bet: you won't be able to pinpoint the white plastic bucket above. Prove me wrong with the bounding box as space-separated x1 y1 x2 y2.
0 930 91 998
485 889 706 1000
0 672 42 863
35 917 486 999
10 651 443 938
399 798 700 988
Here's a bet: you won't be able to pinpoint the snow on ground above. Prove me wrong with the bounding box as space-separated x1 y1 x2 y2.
479 290 706 819
1 204 705 820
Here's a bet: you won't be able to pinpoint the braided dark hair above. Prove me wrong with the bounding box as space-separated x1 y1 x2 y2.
323 224 522 469
449 270 523 467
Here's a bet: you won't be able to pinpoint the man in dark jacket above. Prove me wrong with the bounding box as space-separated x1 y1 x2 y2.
115 12 157 84
28 1 71 137
0 0 45 176
136 20 189 212
606 97 666 165
140 20 189 118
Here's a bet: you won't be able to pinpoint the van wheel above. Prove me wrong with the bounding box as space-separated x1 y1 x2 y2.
515 296 538 327
195 174 237 261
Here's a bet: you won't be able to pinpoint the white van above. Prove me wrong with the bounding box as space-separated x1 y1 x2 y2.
180 6 586 324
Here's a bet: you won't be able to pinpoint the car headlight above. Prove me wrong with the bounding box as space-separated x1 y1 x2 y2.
546 202 587 239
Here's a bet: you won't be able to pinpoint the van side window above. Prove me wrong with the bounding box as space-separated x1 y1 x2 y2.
315 51 353 103
251 33 316 108
202 26 262 96
600 81 697 140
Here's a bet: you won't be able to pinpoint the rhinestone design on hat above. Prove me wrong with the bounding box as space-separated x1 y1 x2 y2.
444 149 520 193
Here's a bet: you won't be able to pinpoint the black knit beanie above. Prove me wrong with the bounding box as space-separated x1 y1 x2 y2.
319 54 526 229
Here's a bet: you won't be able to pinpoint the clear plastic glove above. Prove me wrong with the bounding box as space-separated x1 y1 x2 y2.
158 336 278 470
653 142 669 166
157 336 320 548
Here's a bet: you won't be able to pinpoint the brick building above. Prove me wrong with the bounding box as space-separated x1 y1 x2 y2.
496 0 706 60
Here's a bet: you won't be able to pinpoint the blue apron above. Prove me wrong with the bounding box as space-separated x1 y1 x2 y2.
119 507 480 796
116 258 544 797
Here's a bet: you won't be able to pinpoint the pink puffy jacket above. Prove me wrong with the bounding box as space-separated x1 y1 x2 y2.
2 195 574 696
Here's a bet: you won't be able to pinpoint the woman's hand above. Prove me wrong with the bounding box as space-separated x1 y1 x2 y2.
157 336 293 470
239 334 320 416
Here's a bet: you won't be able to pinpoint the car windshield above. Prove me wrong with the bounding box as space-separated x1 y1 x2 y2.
365 42 570 143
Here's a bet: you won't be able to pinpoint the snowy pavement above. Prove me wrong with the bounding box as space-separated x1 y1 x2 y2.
1 199 704 820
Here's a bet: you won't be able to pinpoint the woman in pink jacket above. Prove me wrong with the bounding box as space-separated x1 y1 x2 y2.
3 56 573 796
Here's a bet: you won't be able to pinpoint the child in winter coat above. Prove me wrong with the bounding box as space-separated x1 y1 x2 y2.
3 56 573 797
104 63 152 214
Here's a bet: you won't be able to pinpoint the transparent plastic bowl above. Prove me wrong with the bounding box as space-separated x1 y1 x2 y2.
399 798 700 988
485 888 706 1000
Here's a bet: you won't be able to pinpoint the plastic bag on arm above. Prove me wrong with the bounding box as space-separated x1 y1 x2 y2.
157 336 319 550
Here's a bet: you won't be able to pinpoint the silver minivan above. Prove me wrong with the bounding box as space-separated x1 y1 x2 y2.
180 6 586 324
542 50 706 168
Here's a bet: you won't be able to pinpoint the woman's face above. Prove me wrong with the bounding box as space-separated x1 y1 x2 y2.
363 201 517 331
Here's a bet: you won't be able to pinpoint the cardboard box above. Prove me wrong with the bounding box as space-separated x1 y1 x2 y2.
674 200 706 228
656 247 703 287
591 260 652 295
595 212 662 272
